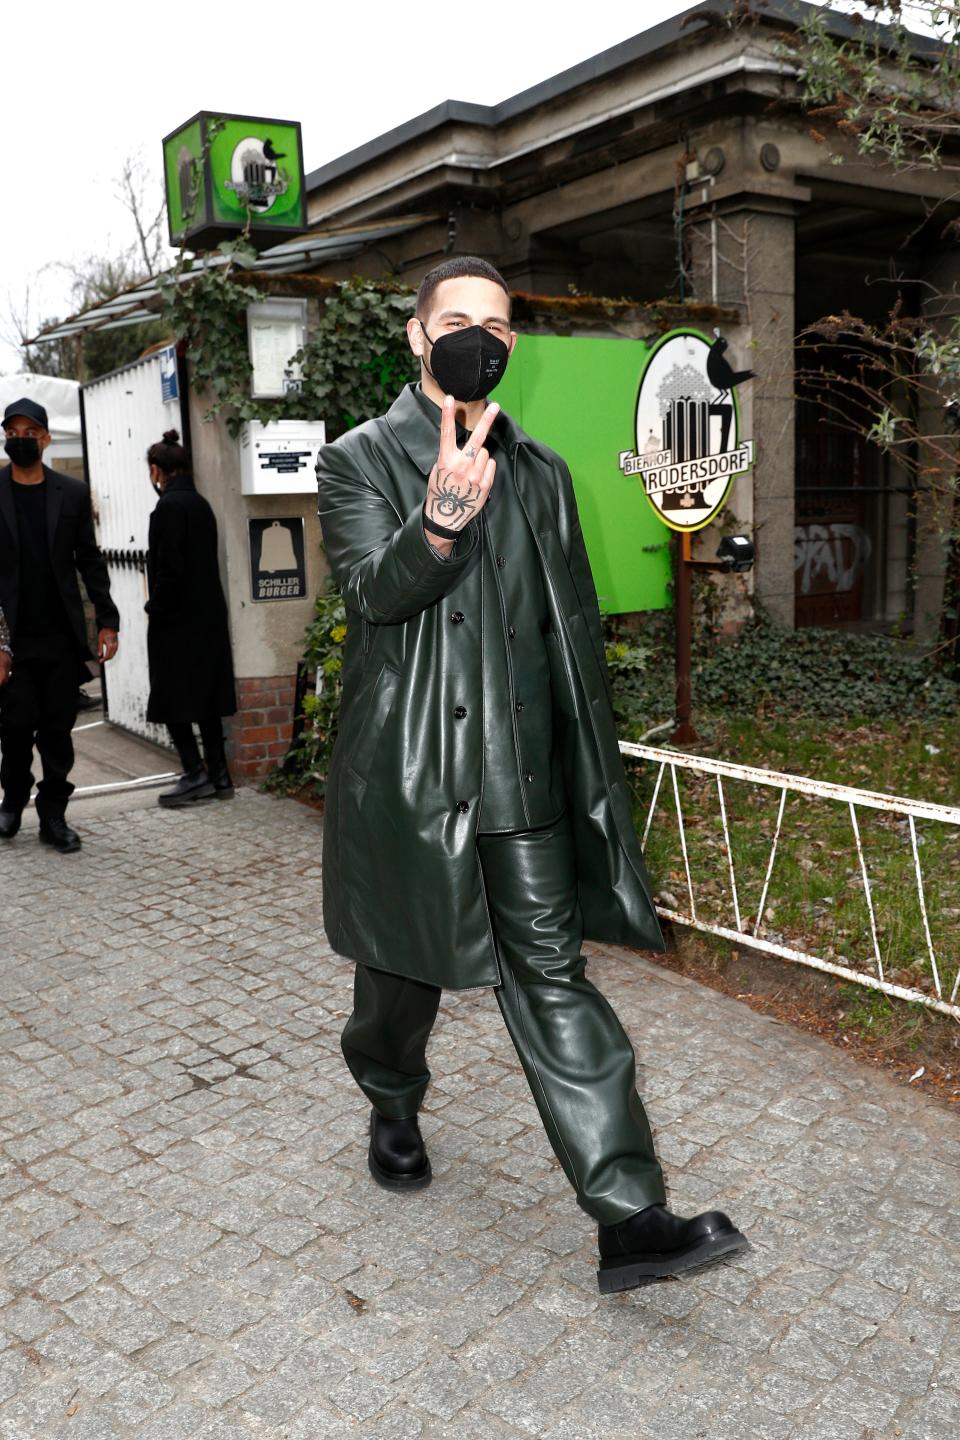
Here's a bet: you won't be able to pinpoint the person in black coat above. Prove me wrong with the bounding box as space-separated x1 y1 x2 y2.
145 429 236 807
0 398 120 853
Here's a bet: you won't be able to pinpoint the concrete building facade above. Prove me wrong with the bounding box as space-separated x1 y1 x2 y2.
300 0 957 639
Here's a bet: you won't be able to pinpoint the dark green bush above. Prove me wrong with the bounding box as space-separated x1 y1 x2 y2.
264 586 346 798
599 608 959 735
695 613 958 722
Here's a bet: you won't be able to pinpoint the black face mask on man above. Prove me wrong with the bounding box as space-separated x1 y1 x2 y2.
4 436 41 468
419 322 509 403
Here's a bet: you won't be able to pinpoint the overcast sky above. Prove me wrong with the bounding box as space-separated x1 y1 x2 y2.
1 0 860 372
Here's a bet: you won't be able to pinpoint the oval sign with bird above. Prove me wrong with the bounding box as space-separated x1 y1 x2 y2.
620 327 755 533
223 135 289 214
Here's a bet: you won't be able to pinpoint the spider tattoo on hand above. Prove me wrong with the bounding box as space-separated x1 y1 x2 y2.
430 468 480 526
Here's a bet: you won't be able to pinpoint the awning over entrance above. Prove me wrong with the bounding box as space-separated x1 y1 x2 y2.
30 216 436 343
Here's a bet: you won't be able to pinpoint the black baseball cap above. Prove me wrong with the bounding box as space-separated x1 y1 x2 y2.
3 398 49 429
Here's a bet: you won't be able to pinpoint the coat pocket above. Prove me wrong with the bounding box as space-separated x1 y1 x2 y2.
347 662 401 785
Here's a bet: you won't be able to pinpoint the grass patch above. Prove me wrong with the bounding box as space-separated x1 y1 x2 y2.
835 984 927 1047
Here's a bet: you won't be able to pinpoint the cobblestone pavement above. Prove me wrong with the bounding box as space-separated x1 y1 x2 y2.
2 787 958 1440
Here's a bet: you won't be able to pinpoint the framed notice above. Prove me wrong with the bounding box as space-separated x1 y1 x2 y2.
249 517 306 602
247 299 307 398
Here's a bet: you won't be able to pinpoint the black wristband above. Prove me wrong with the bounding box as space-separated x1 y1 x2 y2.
422 507 462 541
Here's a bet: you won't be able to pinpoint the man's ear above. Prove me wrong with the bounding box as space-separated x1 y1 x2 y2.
507 331 518 357
406 316 426 358
39 431 52 453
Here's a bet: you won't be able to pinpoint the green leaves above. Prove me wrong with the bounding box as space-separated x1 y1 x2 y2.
160 270 417 438
606 607 959 738
292 279 418 438
787 1 960 173
694 612 959 722
265 586 348 797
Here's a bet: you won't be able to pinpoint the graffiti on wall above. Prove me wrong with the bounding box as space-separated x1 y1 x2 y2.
794 522 872 596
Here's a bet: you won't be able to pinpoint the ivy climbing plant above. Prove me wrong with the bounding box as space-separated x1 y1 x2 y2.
159 239 261 433
292 280 418 437
160 256 418 438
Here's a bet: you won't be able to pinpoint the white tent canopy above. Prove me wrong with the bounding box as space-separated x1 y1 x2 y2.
0 373 82 460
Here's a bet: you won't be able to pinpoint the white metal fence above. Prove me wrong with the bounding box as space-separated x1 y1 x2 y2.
83 351 181 746
621 742 960 1022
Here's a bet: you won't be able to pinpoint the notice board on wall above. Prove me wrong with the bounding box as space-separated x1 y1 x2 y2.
490 334 670 615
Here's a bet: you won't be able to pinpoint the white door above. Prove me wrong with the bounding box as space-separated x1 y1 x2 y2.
82 350 183 745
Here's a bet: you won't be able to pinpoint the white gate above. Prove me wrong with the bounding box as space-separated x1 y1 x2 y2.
82 350 182 745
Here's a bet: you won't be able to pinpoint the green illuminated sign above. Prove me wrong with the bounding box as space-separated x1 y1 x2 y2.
163 112 306 251
491 335 671 615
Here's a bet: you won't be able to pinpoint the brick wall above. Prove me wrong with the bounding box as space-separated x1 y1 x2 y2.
229 675 297 785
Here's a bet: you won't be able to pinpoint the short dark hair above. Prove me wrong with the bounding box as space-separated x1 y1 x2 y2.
147 428 191 477
416 256 511 319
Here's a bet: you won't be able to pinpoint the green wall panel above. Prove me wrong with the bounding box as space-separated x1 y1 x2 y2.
491 334 670 614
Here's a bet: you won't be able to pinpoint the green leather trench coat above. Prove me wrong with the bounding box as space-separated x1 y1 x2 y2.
316 384 664 989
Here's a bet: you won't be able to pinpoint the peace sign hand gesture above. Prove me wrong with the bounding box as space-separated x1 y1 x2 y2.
424 396 499 549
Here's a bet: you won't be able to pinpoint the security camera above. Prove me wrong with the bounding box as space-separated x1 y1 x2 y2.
716 535 754 573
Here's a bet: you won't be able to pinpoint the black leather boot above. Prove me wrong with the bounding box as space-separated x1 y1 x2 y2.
207 761 234 799
0 805 22 839
368 1109 432 1191
597 1203 747 1294
38 816 82 853
157 769 216 808
200 720 234 800
203 748 234 800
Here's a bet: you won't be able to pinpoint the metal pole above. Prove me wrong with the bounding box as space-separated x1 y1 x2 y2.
672 531 699 743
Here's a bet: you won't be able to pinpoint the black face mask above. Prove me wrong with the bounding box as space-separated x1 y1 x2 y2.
420 323 509 403
4 436 41 468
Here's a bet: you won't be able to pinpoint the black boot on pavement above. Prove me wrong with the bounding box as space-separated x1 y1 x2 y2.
38 816 82 853
0 805 22 839
368 1109 432 1191
199 718 234 801
157 769 216 808
202 738 234 801
597 1203 747 1294
206 757 234 799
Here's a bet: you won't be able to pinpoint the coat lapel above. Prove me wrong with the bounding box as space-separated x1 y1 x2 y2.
44 464 64 556
385 386 442 475
0 469 16 546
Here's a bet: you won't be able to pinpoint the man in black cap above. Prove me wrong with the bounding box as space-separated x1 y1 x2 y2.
0 398 120 852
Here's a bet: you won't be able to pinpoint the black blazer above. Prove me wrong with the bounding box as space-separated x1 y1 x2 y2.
0 463 120 657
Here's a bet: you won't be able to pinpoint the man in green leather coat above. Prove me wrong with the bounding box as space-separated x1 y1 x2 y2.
316 257 746 1294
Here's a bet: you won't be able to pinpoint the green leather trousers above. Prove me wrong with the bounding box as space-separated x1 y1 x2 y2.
340 816 666 1225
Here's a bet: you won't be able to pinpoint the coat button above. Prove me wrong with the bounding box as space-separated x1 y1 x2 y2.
496 555 506 568
456 799 470 814
525 773 534 783
454 706 467 719
451 611 465 624
516 701 524 712
508 626 516 638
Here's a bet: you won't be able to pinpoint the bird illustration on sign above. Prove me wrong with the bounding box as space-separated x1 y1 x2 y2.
224 136 290 212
